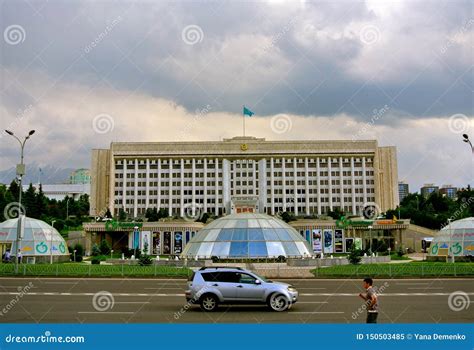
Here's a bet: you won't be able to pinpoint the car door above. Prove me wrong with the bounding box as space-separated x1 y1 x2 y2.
235 273 266 301
202 272 239 300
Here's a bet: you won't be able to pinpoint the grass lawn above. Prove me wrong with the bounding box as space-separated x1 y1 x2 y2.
311 262 474 278
0 263 193 278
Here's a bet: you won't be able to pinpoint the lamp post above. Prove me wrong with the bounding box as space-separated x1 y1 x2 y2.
368 225 373 254
50 220 56 264
5 129 35 273
463 134 474 182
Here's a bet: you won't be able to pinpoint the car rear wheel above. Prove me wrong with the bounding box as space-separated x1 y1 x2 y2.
268 293 290 312
200 294 218 312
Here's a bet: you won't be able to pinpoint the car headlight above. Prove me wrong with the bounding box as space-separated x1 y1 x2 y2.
288 287 297 293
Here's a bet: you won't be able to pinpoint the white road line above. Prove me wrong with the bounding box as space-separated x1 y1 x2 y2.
115 302 150 304
296 302 328 304
291 311 344 314
395 282 430 285
408 287 445 290
77 312 135 314
43 282 77 284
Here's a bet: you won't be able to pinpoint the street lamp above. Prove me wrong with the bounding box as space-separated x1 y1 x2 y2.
368 225 373 254
5 129 35 273
463 134 474 185
50 220 56 264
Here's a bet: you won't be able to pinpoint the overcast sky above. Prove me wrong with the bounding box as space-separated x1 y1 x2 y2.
0 0 472 191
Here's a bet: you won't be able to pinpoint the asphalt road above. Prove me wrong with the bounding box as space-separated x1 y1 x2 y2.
0 277 472 323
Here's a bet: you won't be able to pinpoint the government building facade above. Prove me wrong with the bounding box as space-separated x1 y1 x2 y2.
89 136 399 219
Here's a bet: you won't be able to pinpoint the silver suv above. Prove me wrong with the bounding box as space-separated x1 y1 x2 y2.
185 267 298 312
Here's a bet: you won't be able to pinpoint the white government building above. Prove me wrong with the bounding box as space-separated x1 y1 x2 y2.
90 137 399 219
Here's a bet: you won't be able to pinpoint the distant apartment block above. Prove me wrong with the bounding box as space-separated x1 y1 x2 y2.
398 181 409 203
420 184 439 198
439 185 457 199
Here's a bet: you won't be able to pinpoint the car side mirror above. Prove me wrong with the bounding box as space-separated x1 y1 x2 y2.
255 279 261 285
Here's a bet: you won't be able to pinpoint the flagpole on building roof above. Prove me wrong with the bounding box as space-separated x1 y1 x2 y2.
242 105 245 137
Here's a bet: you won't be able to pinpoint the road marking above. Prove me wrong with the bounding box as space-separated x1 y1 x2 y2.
297 302 328 304
115 302 150 304
291 311 344 314
43 282 77 284
408 287 444 290
395 282 430 285
77 312 135 314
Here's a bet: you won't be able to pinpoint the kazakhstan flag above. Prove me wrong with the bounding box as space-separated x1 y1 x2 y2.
243 106 254 117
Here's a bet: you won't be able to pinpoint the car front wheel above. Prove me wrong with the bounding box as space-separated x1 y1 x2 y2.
200 294 218 312
268 293 290 312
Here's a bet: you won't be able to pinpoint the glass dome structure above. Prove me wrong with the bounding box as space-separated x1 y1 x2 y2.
181 213 313 259
0 217 69 256
430 217 474 257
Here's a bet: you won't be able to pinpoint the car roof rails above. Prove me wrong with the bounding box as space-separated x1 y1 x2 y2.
199 266 243 271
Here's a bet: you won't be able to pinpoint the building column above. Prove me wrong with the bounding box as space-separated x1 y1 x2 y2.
215 158 219 216
122 160 127 212
145 158 150 210
351 157 356 215
157 159 161 210
362 157 368 204
192 158 196 217
222 159 231 214
293 157 298 216
168 160 172 216
339 157 344 212
270 158 275 215
203 158 207 213
180 159 185 217
282 158 287 212
133 159 138 218
258 158 266 214
252 160 257 197
316 157 321 215
328 158 333 211
304 157 309 215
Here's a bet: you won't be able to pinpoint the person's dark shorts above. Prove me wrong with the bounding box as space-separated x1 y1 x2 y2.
366 312 378 323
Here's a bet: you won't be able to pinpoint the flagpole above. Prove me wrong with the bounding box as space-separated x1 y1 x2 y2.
243 105 245 137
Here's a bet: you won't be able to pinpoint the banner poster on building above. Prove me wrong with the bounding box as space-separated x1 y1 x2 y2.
133 228 140 250
305 230 311 243
354 237 362 250
334 229 344 253
345 238 354 252
163 232 171 254
152 232 161 255
312 229 322 254
323 229 333 254
141 231 151 254
174 232 183 254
